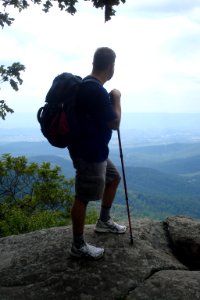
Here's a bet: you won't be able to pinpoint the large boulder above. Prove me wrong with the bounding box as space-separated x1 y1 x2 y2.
0 216 199 299
165 215 200 269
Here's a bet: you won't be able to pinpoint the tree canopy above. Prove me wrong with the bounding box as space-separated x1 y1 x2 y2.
0 0 126 26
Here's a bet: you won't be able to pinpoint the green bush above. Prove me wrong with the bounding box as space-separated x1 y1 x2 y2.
85 208 98 224
0 154 74 237
0 203 71 237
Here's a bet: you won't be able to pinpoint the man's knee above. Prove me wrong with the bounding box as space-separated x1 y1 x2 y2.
116 174 121 184
107 174 121 188
73 197 89 207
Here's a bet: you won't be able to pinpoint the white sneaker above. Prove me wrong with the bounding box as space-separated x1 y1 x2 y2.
95 218 127 234
70 243 104 260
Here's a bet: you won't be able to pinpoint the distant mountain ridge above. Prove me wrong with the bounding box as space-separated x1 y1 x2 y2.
124 166 200 197
153 155 200 175
0 141 68 158
1 140 200 163
28 155 75 178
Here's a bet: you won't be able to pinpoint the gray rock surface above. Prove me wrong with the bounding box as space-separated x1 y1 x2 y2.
0 216 199 300
127 270 200 300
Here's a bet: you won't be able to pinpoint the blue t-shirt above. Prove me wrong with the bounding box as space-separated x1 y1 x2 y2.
68 76 117 162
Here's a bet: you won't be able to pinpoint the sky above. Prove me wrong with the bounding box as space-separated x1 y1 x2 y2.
1 0 200 128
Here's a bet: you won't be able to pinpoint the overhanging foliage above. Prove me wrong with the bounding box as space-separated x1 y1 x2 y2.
1 0 126 25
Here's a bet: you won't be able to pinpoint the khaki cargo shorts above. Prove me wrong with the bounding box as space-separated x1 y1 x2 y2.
72 158 121 203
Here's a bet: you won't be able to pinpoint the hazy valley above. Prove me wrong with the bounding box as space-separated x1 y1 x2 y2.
1 113 200 220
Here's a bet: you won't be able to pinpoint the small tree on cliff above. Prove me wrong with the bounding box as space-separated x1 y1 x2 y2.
0 154 98 236
0 154 74 236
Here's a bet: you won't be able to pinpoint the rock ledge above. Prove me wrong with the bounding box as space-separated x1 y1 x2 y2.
0 216 200 299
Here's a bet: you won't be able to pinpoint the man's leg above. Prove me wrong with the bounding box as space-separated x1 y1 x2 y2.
100 177 120 222
102 176 120 206
70 158 105 259
100 159 121 222
70 197 104 259
95 159 126 233
71 198 87 248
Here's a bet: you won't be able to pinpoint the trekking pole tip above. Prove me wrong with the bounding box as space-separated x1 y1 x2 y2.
130 235 134 245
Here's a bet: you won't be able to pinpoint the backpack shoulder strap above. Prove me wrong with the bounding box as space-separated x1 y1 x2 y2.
82 77 101 85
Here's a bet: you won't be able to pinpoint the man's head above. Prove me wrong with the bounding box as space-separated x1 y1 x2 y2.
92 47 116 81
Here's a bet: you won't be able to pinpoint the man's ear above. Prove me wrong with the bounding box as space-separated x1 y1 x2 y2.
107 63 115 80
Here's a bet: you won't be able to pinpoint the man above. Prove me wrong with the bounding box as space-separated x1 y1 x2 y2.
68 47 126 260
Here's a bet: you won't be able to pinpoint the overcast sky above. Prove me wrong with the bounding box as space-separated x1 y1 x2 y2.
1 0 200 121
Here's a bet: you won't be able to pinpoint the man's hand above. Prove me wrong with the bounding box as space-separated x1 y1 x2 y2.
108 89 121 130
109 89 121 104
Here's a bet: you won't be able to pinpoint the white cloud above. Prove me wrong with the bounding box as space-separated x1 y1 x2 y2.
119 0 200 16
1 0 200 115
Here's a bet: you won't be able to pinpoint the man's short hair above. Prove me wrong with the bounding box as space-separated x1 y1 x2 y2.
93 47 116 72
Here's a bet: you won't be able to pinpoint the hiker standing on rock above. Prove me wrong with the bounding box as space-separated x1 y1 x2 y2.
68 47 126 259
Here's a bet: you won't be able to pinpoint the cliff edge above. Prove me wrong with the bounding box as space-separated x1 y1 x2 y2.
0 216 200 300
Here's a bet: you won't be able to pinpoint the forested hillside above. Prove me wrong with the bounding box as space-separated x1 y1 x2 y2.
1 141 200 220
